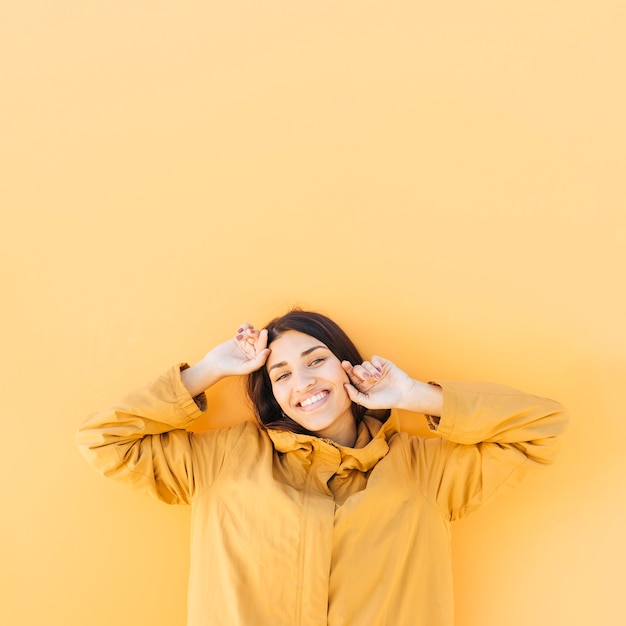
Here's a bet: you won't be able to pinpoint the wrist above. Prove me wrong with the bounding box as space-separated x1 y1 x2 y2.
399 380 443 417
181 355 225 397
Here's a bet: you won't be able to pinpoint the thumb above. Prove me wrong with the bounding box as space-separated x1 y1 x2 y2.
254 348 271 367
344 383 365 405
244 348 271 373
371 355 390 370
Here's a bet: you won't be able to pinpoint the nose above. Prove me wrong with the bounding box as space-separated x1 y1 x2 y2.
293 367 315 393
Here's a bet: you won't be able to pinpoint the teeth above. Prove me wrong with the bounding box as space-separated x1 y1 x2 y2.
300 392 327 408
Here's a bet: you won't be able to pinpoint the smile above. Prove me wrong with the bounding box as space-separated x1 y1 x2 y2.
299 391 329 408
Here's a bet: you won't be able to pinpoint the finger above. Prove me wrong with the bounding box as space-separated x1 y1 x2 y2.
341 360 354 374
342 362 367 390
349 365 375 389
342 361 361 383
343 366 367 392
234 328 259 355
344 383 369 407
256 328 269 351
356 362 382 379
371 355 389 371
344 382 359 403
244 328 259 346
360 361 382 379
236 328 268 362
234 334 252 358
252 347 271 367
235 333 257 344
236 327 260 347
353 364 372 378
356 375 379 390
235 324 255 341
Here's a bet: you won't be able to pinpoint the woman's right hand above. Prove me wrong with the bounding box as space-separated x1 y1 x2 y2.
212 324 271 377
181 324 270 397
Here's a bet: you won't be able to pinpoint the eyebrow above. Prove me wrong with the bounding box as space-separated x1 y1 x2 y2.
268 345 328 373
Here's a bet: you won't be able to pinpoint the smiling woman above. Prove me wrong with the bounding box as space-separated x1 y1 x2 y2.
266 331 357 445
247 310 369 444
76 308 568 626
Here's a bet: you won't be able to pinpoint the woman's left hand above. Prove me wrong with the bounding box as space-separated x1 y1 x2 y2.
341 356 415 410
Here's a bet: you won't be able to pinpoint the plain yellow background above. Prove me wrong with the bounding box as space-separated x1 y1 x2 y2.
2 1 625 625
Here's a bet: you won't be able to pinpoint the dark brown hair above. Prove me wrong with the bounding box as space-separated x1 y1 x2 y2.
246 309 367 434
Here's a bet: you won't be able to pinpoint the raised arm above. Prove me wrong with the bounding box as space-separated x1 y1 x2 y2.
416 379 568 518
342 355 568 518
76 324 271 504
342 355 443 417
181 324 270 396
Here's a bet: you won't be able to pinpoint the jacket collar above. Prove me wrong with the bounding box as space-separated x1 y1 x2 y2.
267 409 399 474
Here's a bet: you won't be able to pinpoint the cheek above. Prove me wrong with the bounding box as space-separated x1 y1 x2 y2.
330 363 350 385
270 384 288 409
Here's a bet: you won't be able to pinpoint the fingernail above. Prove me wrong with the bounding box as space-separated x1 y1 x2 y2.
237 328 243 333
236 334 243 340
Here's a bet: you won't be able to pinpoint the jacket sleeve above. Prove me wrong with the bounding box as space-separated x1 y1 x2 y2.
76 364 216 505
411 381 568 520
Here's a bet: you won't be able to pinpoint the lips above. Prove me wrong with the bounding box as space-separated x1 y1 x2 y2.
297 390 329 408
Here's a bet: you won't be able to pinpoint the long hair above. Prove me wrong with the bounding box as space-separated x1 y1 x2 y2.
247 309 367 434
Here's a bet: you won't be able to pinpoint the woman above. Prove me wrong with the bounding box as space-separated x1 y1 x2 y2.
77 310 567 626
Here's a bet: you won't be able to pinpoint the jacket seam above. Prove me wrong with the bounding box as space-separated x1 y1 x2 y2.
399 435 452 523
190 421 257 502
454 453 531 519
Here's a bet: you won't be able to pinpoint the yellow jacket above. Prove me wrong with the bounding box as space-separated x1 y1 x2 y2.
77 365 567 626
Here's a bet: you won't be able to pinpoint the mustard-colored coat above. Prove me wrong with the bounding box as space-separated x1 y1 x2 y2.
77 365 567 626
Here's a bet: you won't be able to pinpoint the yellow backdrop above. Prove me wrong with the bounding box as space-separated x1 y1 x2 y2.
2 2 624 625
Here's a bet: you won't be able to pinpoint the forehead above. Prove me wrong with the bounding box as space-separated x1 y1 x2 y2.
266 330 329 366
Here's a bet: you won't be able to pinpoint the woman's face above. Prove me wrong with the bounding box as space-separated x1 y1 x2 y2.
266 330 356 446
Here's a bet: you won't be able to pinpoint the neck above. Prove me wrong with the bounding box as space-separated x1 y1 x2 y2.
320 421 358 447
